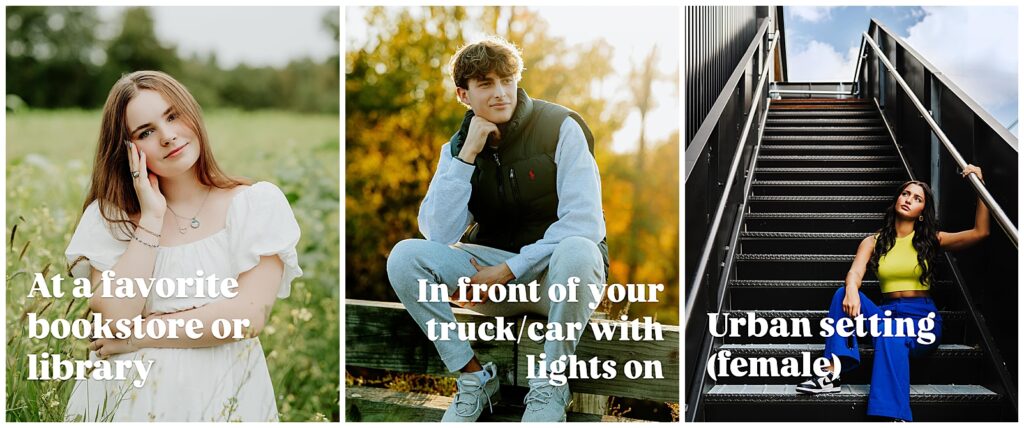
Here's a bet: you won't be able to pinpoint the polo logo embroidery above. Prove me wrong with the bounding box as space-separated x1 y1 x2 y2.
529 169 536 180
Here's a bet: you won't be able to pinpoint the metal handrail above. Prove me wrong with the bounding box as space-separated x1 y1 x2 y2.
770 89 854 95
684 33 778 327
852 35 867 83
862 33 1018 247
876 95 1018 412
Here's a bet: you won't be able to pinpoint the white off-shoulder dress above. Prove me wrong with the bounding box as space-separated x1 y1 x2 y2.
62 181 302 422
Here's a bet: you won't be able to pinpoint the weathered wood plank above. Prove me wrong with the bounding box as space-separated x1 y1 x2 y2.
570 392 610 415
345 385 643 422
516 316 680 402
345 299 516 377
345 300 679 402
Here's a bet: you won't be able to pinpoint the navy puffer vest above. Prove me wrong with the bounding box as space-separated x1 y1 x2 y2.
450 89 608 274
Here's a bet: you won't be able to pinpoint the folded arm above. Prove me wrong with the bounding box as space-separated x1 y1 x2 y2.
418 140 474 244
91 255 283 356
86 214 163 321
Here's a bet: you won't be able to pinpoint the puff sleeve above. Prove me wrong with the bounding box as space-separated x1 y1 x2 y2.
227 182 303 299
65 201 130 279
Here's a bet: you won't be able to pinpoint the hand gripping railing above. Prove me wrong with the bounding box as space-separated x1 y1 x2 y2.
861 33 1018 248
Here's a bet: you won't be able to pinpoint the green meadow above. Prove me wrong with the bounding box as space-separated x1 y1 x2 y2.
5 109 340 421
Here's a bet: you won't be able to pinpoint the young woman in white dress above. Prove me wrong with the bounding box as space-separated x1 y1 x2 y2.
63 70 302 421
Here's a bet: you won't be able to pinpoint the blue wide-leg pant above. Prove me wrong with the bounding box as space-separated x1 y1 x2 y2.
823 287 943 421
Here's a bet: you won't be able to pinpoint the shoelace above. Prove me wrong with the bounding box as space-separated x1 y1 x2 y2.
523 384 564 411
453 378 494 417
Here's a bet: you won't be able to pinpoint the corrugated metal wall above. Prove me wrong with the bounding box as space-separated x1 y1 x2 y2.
683 6 760 147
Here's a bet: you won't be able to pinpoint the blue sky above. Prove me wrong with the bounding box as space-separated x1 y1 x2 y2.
784 6 1018 135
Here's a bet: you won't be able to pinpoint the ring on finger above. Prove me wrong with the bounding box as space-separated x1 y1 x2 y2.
131 170 140 178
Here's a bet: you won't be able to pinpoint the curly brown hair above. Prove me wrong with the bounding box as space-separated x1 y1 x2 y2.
449 36 524 89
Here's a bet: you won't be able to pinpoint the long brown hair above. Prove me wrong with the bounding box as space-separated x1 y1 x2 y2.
83 70 248 238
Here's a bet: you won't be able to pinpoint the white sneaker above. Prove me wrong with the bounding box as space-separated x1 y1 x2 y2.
441 362 500 422
520 376 572 422
796 371 841 394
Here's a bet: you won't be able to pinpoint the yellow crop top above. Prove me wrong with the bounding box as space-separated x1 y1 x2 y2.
876 231 930 293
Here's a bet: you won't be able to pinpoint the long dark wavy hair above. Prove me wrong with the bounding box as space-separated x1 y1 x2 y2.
868 180 940 287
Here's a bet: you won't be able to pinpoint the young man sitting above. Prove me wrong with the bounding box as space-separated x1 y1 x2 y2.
386 35 609 422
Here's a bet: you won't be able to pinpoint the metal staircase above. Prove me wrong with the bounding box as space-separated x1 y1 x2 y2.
699 98 1003 421
685 12 1017 422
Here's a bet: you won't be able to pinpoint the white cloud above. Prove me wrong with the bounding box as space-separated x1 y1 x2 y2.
787 40 859 82
790 7 834 23
902 7 1017 126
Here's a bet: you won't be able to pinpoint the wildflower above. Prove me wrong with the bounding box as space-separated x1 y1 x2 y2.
291 308 313 322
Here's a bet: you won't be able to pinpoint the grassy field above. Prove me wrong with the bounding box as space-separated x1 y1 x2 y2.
5 109 340 421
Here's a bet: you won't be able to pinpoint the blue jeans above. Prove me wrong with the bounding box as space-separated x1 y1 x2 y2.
386 237 606 373
823 287 943 421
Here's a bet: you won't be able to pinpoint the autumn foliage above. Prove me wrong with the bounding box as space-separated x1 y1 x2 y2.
346 6 678 323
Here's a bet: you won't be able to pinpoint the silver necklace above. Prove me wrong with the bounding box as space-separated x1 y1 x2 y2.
167 186 212 235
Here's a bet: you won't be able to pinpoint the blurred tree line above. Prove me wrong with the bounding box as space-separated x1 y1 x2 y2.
346 6 679 323
6 6 339 113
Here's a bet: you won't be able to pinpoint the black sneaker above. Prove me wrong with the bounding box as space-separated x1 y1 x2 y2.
795 371 841 394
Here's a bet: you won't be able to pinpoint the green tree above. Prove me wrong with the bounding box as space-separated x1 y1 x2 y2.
101 7 181 85
6 6 104 108
345 6 626 300
624 46 661 283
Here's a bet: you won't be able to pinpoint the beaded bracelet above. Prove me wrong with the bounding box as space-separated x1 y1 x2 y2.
132 233 159 248
134 223 162 238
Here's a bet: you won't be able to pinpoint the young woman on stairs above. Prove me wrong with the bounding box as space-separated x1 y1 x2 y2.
795 164 990 422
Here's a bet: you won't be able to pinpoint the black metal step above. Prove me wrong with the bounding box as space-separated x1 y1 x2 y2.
762 135 890 142
754 168 903 181
751 181 901 196
748 195 892 213
739 231 869 253
716 310 968 345
764 126 887 134
753 180 902 187
768 110 876 118
731 279 879 288
771 99 872 105
728 279 961 310
702 384 1001 421
743 212 883 233
770 105 875 111
757 155 900 169
733 253 855 280
760 139 894 148
736 253 854 262
759 145 893 156
760 141 894 148
766 118 882 125
711 344 984 385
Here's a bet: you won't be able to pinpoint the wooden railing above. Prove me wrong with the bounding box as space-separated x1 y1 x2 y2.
345 299 679 422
